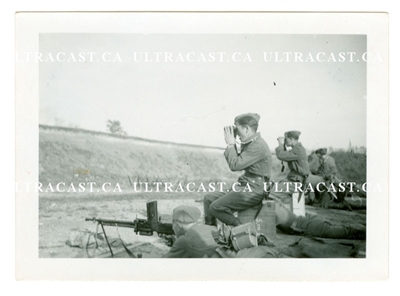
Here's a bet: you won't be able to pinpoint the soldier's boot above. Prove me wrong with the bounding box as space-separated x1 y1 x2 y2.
347 224 366 240
205 217 217 226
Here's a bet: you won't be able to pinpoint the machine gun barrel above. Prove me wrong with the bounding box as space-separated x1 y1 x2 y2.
85 217 136 228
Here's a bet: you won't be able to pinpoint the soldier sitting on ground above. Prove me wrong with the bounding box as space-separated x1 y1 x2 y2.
307 148 354 210
307 148 340 206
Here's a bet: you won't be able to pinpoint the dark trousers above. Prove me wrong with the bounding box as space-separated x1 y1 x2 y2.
204 185 264 226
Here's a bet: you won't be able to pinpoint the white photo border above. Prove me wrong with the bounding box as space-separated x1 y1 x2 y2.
15 12 388 281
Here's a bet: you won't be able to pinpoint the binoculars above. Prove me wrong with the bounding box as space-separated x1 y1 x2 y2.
233 126 238 137
225 125 238 137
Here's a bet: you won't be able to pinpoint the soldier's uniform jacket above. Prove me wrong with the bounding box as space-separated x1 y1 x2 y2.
162 224 219 258
224 132 272 191
317 156 338 178
276 142 310 182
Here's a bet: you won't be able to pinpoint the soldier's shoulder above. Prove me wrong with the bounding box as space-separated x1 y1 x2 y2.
255 135 268 145
172 235 189 248
327 156 336 163
254 136 271 152
293 143 307 155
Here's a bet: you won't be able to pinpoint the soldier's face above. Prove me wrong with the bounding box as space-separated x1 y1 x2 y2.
285 137 294 146
235 123 249 141
172 220 185 237
172 221 181 236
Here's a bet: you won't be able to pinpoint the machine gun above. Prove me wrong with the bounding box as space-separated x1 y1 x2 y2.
85 200 174 257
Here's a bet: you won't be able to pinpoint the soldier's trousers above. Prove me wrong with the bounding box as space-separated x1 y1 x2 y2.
274 201 362 239
307 174 325 188
306 174 331 203
204 186 264 226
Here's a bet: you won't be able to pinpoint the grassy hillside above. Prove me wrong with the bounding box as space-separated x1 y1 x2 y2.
330 151 367 184
39 126 284 190
40 126 365 192
39 126 366 188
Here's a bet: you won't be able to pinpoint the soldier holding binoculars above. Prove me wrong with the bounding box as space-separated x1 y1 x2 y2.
203 113 272 227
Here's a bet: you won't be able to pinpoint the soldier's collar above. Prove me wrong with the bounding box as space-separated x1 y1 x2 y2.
320 155 328 163
241 132 260 145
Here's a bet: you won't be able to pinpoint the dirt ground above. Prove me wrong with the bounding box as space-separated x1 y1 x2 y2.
39 191 367 258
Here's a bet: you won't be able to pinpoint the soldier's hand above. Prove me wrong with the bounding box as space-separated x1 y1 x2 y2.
277 137 285 145
224 126 236 145
162 234 176 247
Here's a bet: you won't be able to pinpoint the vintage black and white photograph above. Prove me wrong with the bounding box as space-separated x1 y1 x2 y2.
15 12 388 280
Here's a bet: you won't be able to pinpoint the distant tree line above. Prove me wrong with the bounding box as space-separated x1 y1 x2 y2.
106 120 128 136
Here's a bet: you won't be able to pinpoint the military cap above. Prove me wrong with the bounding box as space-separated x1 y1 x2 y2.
172 206 201 224
284 130 301 139
234 113 261 124
316 148 328 155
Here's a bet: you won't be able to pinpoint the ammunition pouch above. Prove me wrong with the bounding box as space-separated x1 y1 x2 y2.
217 222 258 251
231 223 258 251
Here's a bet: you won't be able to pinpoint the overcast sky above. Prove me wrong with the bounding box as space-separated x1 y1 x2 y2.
39 34 366 150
